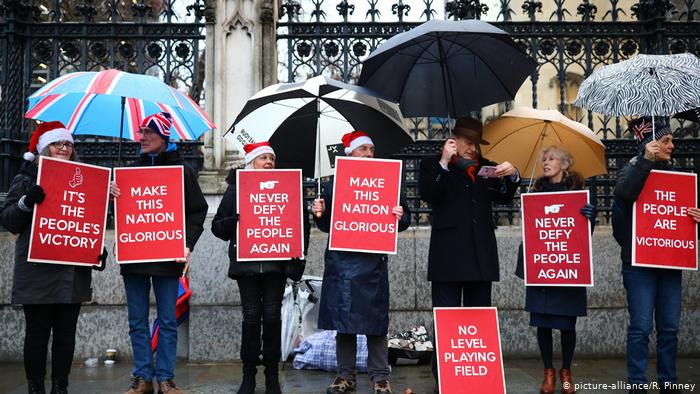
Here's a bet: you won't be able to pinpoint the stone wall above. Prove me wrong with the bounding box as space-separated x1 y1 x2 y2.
1 221 699 362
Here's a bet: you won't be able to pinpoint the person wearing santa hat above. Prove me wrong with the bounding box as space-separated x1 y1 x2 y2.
211 141 310 394
1 121 108 394
311 131 411 394
110 112 208 394
612 117 700 394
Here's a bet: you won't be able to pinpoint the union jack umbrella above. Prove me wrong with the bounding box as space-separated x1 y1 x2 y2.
25 69 216 142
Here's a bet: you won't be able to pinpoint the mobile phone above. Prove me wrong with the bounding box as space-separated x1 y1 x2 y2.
477 165 498 178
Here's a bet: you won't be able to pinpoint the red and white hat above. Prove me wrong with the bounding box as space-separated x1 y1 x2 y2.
243 141 275 165
342 131 374 155
140 112 172 140
24 121 73 161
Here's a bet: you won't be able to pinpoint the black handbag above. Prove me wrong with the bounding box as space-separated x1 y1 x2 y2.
514 241 524 280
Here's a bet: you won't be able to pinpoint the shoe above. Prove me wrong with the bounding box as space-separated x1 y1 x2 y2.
559 369 575 394
540 368 556 394
124 377 154 394
237 371 256 394
49 378 68 394
238 321 261 394
262 320 282 394
373 380 393 394
27 379 46 394
157 380 182 394
326 376 357 394
264 371 281 394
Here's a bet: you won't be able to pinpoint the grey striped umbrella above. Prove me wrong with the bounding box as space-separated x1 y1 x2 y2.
575 53 700 116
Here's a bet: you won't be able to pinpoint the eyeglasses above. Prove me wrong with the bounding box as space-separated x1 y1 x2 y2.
50 141 74 150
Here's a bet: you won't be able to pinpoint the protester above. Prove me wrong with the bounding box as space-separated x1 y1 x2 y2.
612 117 700 394
515 145 597 394
418 117 519 391
1 121 107 394
211 141 310 394
311 131 411 394
110 113 208 394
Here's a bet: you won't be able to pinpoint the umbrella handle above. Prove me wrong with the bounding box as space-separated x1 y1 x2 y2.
313 179 323 218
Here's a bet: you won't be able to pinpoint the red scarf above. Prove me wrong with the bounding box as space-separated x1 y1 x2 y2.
466 157 479 182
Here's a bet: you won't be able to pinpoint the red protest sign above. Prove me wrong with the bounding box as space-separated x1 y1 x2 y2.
329 157 402 254
633 170 698 270
521 190 593 286
114 166 186 264
28 156 110 266
434 307 506 394
236 169 304 261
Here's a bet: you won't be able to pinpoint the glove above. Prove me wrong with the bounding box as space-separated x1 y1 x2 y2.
24 185 46 206
93 247 108 271
580 203 597 221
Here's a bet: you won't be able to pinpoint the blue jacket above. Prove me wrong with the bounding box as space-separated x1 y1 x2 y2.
314 178 411 336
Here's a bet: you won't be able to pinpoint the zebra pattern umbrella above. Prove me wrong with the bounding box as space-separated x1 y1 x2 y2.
575 53 700 116
225 75 411 179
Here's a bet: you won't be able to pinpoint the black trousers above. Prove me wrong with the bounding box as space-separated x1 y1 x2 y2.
430 281 493 381
237 273 286 323
23 304 81 382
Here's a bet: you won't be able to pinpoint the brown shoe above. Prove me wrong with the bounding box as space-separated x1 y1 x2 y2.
326 376 357 394
124 376 154 394
158 379 183 394
540 368 556 394
559 369 576 394
373 380 393 394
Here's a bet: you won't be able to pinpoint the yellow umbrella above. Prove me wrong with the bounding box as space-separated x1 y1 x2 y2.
482 107 607 179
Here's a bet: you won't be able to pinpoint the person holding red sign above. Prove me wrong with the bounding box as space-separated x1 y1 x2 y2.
612 117 700 394
514 146 597 394
418 117 520 390
311 131 411 394
211 141 310 394
1 121 108 394
110 113 208 394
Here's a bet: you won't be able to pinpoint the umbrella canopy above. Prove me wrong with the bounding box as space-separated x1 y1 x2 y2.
225 75 412 179
574 53 700 117
358 19 537 118
482 107 607 179
26 69 216 141
675 107 700 123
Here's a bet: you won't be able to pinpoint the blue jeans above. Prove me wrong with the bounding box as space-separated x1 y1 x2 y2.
123 274 179 383
622 265 682 385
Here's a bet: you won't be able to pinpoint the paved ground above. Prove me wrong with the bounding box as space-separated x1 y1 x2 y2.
1 358 698 393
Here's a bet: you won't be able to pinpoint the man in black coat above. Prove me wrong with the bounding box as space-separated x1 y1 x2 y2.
111 112 208 394
419 117 519 386
612 117 700 394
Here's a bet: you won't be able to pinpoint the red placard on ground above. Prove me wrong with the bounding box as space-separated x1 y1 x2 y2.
236 169 304 261
328 157 402 254
633 170 698 270
114 166 186 264
521 190 594 286
434 307 506 394
28 156 110 266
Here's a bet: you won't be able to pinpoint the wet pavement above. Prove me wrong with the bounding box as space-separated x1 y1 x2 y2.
1 358 698 393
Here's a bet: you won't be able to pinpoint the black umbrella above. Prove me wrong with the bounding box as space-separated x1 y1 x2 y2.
358 19 537 118
675 107 700 123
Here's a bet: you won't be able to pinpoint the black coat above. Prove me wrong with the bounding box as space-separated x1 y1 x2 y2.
1 160 93 305
611 155 695 267
211 168 310 279
419 155 519 282
119 145 208 277
314 178 411 336
522 175 588 318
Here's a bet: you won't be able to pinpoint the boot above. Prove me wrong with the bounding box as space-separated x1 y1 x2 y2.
27 379 46 394
540 368 556 394
49 378 68 394
559 369 576 394
262 320 282 394
238 321 262 394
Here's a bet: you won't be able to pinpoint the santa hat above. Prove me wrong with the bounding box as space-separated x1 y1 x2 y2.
140 112 172 140
244 141 275 165
342 131 374 155
629 116 672 153
24 121 73 161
